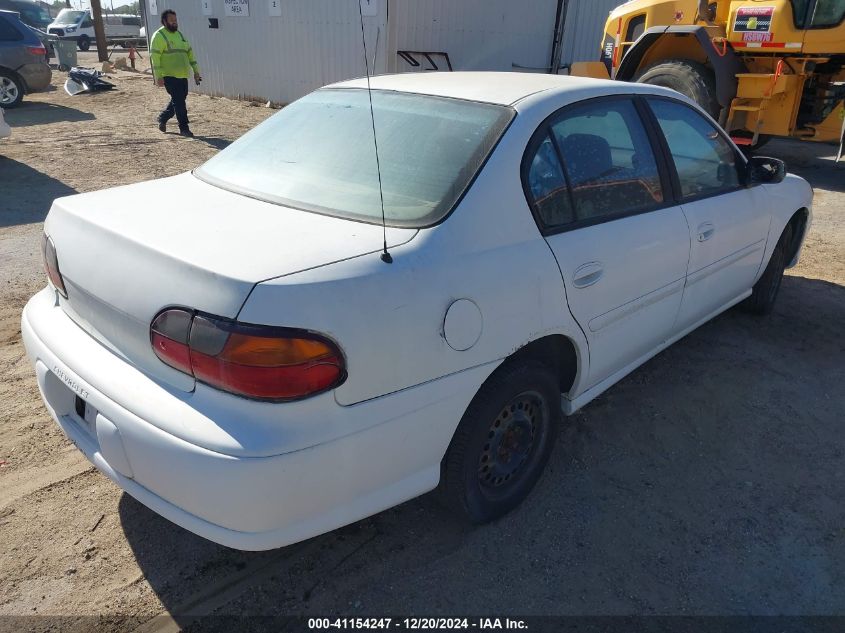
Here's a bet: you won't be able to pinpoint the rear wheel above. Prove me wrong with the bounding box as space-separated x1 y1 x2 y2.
635 59 720 119
78 35 90 51
0 70 24 108
439 360 560 524
744 225 793 315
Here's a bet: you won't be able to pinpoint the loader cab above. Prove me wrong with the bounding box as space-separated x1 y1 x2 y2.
724 0 845 54
792 0 845 53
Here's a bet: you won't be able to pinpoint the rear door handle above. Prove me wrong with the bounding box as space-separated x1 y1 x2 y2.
697 222 715 242
573 262 604 288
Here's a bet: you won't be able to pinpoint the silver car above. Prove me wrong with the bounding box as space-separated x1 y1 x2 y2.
0 8 51 108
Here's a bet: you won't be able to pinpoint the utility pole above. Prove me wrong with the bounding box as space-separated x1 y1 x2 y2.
90 0 108 62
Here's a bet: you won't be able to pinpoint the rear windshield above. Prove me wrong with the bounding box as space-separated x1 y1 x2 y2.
195 88 513 227
55 9 85 24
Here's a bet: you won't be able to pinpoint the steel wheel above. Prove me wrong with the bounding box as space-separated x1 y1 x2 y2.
439 360 560 524
478 391 542 491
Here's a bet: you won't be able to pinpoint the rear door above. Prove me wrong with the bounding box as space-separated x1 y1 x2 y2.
646 97 770 331
523 96 691 388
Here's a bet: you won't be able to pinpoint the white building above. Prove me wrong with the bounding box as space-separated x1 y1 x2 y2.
143 0 621 104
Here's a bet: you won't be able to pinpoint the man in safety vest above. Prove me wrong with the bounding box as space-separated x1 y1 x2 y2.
150 10 202 138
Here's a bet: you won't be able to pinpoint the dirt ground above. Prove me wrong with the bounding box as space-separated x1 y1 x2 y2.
1 57 844 630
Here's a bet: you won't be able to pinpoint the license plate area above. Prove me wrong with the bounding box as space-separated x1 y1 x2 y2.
71 394 98 437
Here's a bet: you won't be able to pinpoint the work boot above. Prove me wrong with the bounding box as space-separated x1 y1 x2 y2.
158 120 166 133
179 128 194 138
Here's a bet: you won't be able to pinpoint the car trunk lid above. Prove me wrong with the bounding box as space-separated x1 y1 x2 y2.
45 172 417 392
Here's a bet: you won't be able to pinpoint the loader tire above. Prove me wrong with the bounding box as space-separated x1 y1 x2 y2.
635 59 720 119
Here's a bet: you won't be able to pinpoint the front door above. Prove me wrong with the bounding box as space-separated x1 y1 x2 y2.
646 97 770 331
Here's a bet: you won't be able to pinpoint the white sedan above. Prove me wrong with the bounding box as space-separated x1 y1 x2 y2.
22 72 812 550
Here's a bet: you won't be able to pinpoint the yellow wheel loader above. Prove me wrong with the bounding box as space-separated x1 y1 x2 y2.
572 0 845 159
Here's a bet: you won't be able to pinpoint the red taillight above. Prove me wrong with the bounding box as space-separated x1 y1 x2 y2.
26 46 47 57
150 309 346 401
41 233 68 298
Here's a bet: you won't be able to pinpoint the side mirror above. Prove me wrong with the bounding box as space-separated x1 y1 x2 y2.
747 156 786 185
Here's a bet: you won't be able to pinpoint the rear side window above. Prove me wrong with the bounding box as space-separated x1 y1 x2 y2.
550 99 664 222
648 98 741 200
525 135 574 228
122 17 141 26
0 15 24 41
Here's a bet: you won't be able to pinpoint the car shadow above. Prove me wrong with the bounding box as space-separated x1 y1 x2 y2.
3 101 95 127
762 138 845 193
0 158 76 226
120 275 845 622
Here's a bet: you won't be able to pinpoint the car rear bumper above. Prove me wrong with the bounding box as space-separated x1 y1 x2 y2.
18 62 51 92
21 287 490 550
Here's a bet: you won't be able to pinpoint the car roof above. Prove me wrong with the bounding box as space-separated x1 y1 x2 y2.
0 8 22 21
327 71 678 108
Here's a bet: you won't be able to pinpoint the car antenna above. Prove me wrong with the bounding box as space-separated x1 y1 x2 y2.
357 0 393 264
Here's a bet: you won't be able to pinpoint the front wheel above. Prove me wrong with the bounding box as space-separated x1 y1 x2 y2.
439 360 560 524
78 35 90 51
744 225 793 315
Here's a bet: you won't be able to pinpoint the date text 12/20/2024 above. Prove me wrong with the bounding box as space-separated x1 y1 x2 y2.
308 619 529 630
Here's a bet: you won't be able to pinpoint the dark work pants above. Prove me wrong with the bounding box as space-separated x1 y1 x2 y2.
159 76 190 130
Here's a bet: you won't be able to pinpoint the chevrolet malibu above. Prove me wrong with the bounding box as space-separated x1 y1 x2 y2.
22 73 812 550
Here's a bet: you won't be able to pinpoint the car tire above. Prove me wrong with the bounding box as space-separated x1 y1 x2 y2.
78 35 90 51
635 59 720 119
744 224 793 316
0 69 24 109
438 360 560 524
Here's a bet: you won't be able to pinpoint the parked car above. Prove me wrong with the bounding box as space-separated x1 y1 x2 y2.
0 0 51 31
22 73 812 551
47 9 140 50
0 106 10 138
0 9 50 108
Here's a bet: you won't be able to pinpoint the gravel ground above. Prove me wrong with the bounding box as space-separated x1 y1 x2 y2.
0 60 844 630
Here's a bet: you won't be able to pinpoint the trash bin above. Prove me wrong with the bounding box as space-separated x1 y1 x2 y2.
54 38 78 72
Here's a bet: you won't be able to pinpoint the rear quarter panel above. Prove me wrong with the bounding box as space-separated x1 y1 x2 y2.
238 110 590 407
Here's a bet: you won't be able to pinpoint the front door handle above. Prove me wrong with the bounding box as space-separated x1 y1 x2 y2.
697 222 715 242
573 262 604 288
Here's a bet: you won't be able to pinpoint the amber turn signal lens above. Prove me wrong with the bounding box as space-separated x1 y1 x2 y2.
219 334 336 367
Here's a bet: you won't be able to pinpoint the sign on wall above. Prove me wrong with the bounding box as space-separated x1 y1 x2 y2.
201 0 213 15
223 0 249 16
360 0 377 17
148 0 157 16
268 0 281 16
